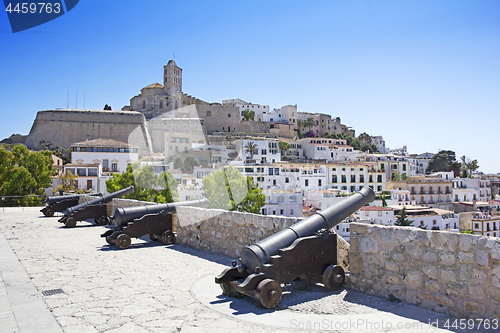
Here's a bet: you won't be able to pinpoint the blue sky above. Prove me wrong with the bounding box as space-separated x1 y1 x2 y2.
1 0 499 173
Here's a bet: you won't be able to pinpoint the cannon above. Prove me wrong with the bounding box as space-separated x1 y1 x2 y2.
101 198 209 249
58 186 135 228
41 193 102 217
215 187 375 308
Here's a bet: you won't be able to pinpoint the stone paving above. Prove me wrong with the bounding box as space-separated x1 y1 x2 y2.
0 208 494 333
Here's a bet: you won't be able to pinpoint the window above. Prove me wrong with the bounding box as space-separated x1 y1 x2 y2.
88 168 97 176
318 179 322 186
277 196 284 203
112 163 117 172
290 196 297 203
77 168 86 176
360 175 364 182
206 111 211 116
273 179 277 186
280 209 284 215
305 179 309 186
256 177 264 182
262 208 267 215
369 175 373 183
262 149 267 155
275 168 279 175
228 113 231 117
341 175 346 183
290 209 294 215
351 175 356 182
269 168 273 175
103 159 109 171
160 101 163 109
433 220 437 225
332 175 337 183
285 177 289 183
377 175 382 182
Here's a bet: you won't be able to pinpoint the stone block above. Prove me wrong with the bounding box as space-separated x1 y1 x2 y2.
441 270 457 282
392 252 405 262
493 275 500 289
394 228 409 243
360 237 378 253
444 233 458 251
425 279 440 292
459 234 474 251
464 301 485 316
459 265 470 281
477 249 489 266
422 251 438 263
386 274 402 284
404 271 424 289
458 252 473 264
491 240 500 260
423 265 438 279
378 227 394 243
428 231 444 250
472 269 487 283
350 223 369 234
439 253 455 266
385 260 399 272
468 285 484 300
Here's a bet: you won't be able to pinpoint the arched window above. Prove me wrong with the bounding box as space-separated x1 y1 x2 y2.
142 100 146 109
159 100 163 109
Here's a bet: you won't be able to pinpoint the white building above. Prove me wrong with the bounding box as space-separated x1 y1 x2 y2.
261 189 302 218
63 163 101 193
453 178 491 202
472 212 500 237
70 138 138 173
357 206 395 225
391 206 459 231
233 139 281 164
222 98 269 121
371 136 388 154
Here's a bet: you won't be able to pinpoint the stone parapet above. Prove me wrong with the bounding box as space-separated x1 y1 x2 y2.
349 222 500 319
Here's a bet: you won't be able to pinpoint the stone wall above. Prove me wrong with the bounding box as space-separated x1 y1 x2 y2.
76 195 351 270
349 222 500 319
25 109 147 151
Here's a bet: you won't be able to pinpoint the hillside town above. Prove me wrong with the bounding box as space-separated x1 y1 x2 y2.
3 60 500 241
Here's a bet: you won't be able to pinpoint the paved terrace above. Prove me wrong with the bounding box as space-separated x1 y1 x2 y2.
0 207 494 333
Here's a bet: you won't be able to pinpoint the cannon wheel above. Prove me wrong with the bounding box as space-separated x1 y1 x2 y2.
149 234 158 241
322 265 346 290
255 279 282 309
45 209 54 217
105 236 113 245
160 230 175 245
65 217 77 228
116 234 131 249
97 215 109 226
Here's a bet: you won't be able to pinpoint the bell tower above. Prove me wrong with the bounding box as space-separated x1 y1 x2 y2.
163 60 183 110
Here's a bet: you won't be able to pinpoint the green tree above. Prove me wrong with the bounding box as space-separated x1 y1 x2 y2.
301 117 316 132
460 155 480 178
202 166 265 213
426 150 461 174
0 145 53 196
183 155 199 173
242 109 255 121
357 132 372 143
278 141 291 156
243 141 259 160
173 156 184 170
106 164 178 203
395 207 413 227
57 170 77 192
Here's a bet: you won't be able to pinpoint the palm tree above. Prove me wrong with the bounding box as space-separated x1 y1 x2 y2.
243 141 259 160
302 117 316 132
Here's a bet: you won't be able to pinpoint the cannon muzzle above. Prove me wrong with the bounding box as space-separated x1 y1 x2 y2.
65 185 135 217
111 198 209 226
45 194 80 205
240 187 375 275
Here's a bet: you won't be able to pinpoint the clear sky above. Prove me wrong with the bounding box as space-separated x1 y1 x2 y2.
1 0 499 173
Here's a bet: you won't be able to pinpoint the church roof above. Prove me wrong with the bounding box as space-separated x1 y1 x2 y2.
143 83 164 89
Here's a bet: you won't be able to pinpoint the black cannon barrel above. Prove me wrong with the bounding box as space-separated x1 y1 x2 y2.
240 187 375 274
45 194 81 205
65 185 135 216
111 198 209 226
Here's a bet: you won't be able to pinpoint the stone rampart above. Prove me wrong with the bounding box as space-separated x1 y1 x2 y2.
349 222 500 319
25 109 147 151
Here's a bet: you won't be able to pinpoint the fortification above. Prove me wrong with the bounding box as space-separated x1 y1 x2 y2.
25 109 149 153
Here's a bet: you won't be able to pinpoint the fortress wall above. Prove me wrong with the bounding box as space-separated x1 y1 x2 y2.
25 109 146 151
349 222 500 319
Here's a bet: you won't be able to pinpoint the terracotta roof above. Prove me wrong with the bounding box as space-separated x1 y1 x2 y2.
71 138 136 148
359 206 393 211
143 83 164 89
